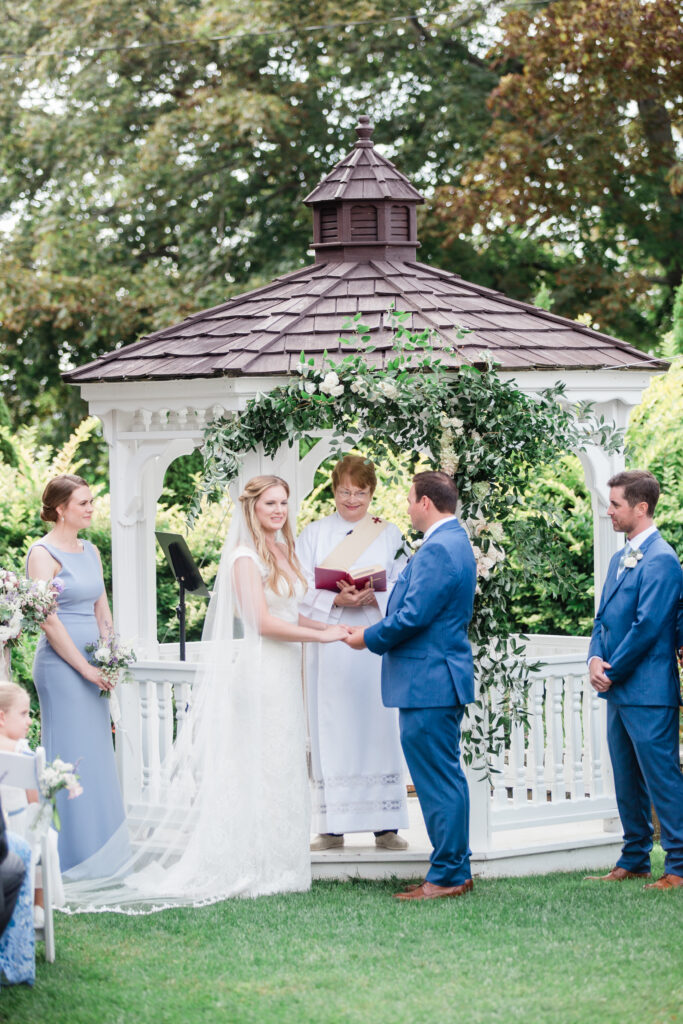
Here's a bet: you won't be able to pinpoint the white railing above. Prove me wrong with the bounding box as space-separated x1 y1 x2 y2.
467 639 618 849
116 638 619 849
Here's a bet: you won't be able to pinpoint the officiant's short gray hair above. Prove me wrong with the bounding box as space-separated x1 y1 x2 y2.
413 472 458 513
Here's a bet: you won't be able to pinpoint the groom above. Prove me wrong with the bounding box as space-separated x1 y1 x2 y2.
345 471 477 899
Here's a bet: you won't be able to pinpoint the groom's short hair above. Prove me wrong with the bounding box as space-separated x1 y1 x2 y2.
608 470 659 516
413 471 458 513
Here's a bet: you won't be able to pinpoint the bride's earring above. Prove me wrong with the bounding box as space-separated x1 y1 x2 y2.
60 515 65 522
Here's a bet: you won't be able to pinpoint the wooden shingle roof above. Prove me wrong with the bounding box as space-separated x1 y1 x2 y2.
303 115 424 205
65 115 665 385
65 258 663 383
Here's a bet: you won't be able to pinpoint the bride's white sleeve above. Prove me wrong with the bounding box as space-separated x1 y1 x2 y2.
296 521 338 621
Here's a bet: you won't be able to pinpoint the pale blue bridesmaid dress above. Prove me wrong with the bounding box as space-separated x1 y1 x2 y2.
29 540 130 879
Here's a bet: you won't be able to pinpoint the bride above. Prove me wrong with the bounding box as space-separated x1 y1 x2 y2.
64 476 349 911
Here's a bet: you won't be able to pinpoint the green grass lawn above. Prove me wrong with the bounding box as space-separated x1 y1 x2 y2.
2 849 681 1024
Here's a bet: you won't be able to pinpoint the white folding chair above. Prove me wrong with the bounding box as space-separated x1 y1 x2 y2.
0 745 56 963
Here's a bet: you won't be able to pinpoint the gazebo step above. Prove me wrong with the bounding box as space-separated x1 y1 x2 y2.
311 798 624 881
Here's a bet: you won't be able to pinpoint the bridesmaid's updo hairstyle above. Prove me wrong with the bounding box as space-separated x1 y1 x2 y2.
239 475 306 596
41 474 89 523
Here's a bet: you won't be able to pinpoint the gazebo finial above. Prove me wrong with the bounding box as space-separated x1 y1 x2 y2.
355 114 374 148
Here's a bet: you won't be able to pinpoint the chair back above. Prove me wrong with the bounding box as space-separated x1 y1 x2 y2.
0 746 46 793
0 744 56 962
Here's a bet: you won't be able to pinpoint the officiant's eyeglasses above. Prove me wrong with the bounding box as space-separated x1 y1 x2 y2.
336 488 370 500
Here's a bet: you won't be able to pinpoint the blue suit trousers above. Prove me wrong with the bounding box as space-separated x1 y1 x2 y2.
399 705 471 886
607 703 683 876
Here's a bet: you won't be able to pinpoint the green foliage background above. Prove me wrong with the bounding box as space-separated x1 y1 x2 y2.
1 0 681 449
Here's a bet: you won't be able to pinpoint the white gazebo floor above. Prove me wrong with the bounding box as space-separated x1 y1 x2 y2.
311 796 624 881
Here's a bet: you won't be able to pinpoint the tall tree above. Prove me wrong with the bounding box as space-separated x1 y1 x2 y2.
0 0 498 433
436 0 683 349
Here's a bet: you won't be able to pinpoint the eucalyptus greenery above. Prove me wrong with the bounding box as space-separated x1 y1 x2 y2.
196 311 622 772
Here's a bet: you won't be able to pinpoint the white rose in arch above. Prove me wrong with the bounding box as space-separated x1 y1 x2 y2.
378 379 399 400
304 381 317 395
320 371 342 395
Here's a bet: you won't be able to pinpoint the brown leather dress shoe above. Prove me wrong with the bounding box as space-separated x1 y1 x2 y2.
584 867 651 881
395 879 473 901
643 873 683 890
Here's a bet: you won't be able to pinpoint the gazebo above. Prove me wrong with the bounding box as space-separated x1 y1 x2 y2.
65 116 666 877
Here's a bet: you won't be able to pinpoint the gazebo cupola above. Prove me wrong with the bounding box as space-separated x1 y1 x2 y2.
304 115 424 263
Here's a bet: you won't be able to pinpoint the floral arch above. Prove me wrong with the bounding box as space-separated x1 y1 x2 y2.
195 315 621 767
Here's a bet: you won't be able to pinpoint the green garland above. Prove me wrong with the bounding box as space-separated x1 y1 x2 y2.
196 311 622 771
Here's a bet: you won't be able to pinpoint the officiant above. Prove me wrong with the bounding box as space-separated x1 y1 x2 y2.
297 455 409 851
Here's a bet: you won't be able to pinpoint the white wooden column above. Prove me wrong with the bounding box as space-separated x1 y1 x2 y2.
576 397 636 609
100 411 197 658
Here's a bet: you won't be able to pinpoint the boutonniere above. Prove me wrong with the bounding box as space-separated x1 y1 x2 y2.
395 534 423 561
623 549 644 570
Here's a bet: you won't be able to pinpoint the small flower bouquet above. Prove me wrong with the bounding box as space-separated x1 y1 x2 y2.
0 568 63 645
37 756 83 831
85 631 137 698
0 569 23 646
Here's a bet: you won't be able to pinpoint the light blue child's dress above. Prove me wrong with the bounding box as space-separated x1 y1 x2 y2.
0 833 34 987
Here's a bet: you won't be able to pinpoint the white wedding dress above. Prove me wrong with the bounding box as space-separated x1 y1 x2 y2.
63 537 311 912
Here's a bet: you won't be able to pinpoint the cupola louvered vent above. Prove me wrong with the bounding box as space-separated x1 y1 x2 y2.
350 205 378 241
320 205 338 242
390 204 410 240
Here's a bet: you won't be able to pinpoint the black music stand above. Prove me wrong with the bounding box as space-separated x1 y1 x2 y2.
156 531 210 661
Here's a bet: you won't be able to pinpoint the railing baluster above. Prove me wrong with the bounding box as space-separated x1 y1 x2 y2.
588 684 605 798
528 676 546 803
490 684 508 807
566 673 584 799
547 675 565 802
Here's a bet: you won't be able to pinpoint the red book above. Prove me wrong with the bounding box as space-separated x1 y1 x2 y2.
314 565 387 592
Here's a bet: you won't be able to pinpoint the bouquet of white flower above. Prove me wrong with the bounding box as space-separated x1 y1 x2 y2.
85 631 137 698
38 756 83 830
0 568 23 645
0 567 63 644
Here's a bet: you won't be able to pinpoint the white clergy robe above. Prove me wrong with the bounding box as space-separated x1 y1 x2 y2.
297 512 409 834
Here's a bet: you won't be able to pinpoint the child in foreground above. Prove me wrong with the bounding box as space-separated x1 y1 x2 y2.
0 682 64 924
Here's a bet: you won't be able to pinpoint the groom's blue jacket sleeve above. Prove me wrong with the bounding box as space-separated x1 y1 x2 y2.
364 541 460 654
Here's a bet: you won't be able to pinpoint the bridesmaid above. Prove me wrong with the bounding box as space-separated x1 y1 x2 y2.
27 474 130 879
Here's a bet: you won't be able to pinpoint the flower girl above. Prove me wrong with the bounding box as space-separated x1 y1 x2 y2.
0 683 64 923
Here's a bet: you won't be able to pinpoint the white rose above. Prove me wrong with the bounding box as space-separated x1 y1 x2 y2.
378 380 399 400
319 371 341 395
304 381 317 395
95 646 110 661
350 379 365 394
488 522 504 543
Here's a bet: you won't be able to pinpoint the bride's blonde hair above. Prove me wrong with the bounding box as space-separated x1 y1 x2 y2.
239 476 306 595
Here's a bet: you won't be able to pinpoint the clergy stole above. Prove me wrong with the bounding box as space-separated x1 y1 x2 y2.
318 515 390 573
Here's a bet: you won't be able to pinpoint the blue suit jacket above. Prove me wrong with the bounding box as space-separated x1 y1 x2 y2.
588 530 683 707
364 519 476 709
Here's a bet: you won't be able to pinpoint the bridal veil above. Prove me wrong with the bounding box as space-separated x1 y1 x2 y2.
63 504 294 912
